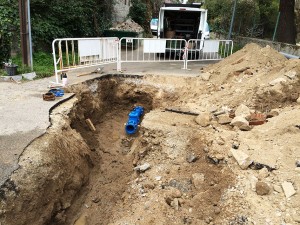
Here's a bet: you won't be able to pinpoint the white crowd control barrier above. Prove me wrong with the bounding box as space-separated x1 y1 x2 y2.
186 39 233 65
52 37 233 82
52 37 119 83
117 38 188 71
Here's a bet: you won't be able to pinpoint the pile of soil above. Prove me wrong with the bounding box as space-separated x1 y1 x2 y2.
110 18 144 33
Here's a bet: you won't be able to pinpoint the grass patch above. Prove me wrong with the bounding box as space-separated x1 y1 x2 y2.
2 52 54 79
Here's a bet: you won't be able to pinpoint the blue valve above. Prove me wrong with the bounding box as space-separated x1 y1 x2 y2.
125 106 144 135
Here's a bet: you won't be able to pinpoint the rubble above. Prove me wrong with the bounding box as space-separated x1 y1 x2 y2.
110 19 144 32
234 104 251 118
230 116 251 131
217 114 232 125
230 149 253 169
256 181 271 195
134 163 151 172
281 181 296 198
269 77 287 86
194 112 211 127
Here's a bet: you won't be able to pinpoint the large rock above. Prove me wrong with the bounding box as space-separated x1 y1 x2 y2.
217 114 232 124
230 116 251 131
256 182 271 195
281 181 296 198
192 173 205 190
230 149 252 169
201 72 211 81
195 112 211 127
235 104 251 118
269 77 287 86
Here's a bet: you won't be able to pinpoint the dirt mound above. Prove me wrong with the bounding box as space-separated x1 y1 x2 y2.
110 18 144 32
205 43 287 84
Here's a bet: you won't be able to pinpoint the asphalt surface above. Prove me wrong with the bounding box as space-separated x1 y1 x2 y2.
0 60 211 185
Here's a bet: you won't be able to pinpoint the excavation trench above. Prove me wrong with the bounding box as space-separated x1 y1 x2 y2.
0 74 235 225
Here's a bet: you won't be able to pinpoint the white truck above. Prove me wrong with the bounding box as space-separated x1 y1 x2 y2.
157 3 208 40
157 3 209 58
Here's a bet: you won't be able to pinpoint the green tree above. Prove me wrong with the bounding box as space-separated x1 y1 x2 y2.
0 0 19 62
277 0 296 44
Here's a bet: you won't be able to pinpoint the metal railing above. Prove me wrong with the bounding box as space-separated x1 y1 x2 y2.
52 37 234 83
52 37 119 83
117 38 188 71
186 39 233 63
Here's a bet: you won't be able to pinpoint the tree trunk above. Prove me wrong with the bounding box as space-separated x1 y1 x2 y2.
277 0 296 44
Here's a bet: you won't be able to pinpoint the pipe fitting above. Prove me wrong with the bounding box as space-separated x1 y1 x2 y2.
125 106 144 135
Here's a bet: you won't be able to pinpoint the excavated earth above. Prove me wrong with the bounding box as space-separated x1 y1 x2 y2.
0 43 300 225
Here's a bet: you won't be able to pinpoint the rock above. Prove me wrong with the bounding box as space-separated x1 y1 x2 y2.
235 104 251 118
258 167 269 180
217 114 232 124
296 160 300 167
201 72 211 81
273 185 282 193
215 154 224 160
281 181 296 198
230 149 253 169
297 97 300 104
192 173 205 189
214 207 221 215
215 136 225 145
22 72 36 80
230 116 251 131
170 198 180 210
165 187 182 206
134 163 151 172
195 112 211 127
285 70 297 80
269 77 287 86
249 175 258 191
256 181 271 195
143 181 155 190
186 153 198 163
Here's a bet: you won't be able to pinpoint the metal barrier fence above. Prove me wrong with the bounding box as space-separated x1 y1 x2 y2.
186 39 233 63
52 37 119 83
52 37 233 83
117 38 188 71
117 38 233 71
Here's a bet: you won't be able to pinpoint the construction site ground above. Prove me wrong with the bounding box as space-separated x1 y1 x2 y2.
0 43 300 225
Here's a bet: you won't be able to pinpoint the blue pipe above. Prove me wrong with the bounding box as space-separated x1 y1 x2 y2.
125 106 144 135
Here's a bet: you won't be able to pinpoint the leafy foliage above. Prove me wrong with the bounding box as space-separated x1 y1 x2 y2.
129 0 148 26
0 0 114 62
0 0 19 63
206 0 279 39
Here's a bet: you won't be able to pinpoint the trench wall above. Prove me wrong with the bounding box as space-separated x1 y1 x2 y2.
0 98 93 225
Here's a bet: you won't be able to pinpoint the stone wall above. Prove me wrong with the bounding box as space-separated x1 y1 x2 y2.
234 36 300 57
113 0 131 24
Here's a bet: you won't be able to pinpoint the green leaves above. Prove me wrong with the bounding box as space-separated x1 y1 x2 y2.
0 0 114 59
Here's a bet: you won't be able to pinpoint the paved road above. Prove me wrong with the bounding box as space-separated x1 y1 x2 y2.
0 60 213 185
